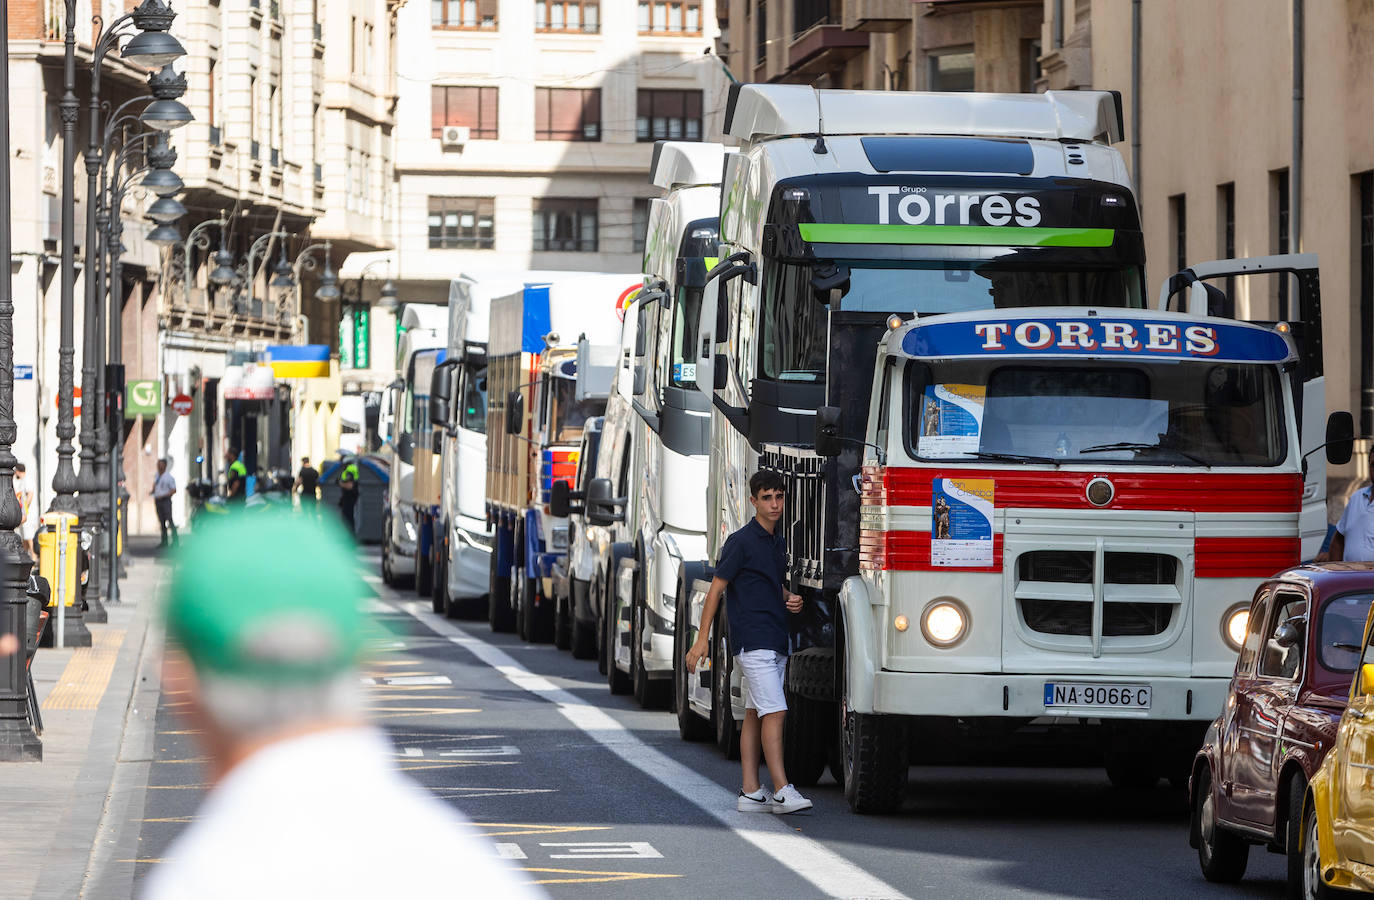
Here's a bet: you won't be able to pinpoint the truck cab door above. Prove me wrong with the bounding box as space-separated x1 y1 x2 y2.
1157 253 1327 559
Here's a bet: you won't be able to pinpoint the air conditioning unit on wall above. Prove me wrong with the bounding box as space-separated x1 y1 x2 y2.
441 125 470 149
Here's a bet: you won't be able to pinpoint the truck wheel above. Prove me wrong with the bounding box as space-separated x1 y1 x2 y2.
674 588 710 742
516 566 534 642
783 687 830 788
432 541 448 614
605 573 631 695
554 590 572 650
1105 752 1159 790
594 575 609 675
530 577 555 644
487 549 515 633
632 599 667 709
1194 766 1248 882
415 540 432 598
381 536 395 586
712 610 739 760
839 627 907 814
571 582 597 660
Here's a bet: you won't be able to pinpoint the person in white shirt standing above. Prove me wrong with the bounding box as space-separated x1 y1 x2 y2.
152 458 178 548
1323 446 1374 562
143 510 544 900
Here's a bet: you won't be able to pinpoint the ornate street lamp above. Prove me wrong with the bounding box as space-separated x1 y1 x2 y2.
120 1 186 68
315 259 341 302
147 224 181 246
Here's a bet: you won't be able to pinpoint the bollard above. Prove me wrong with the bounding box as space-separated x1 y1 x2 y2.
38 512 89 648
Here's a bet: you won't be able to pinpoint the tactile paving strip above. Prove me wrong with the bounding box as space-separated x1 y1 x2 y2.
42 628 126 711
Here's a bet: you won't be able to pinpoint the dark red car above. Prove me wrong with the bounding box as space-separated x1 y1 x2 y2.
1189 563 1374 892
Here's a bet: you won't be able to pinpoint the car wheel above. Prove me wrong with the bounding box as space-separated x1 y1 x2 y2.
711 609 739 760
1194 766 1249 883
1301 797 1334 900
1286 776 1308 898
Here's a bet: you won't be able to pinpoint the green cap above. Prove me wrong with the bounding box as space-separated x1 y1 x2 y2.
167 509 368 681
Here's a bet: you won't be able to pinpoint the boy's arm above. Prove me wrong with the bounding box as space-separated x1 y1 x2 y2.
684 576 728 673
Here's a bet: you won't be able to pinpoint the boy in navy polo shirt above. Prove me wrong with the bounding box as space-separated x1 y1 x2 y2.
684 470 811 814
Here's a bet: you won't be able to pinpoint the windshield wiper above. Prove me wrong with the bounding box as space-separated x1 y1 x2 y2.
1331 642 1365 653
965 451 1059 466
1078 442 1209 466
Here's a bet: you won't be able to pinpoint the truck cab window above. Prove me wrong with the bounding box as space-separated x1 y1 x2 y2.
760 262 826 383
550 376 600 444
461 365 488 433
667 285 701 390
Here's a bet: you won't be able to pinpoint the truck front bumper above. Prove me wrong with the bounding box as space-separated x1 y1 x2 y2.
448 518 493 600
871 672 1230 722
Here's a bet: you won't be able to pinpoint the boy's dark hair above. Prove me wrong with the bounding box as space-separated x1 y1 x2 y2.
749 469 785 497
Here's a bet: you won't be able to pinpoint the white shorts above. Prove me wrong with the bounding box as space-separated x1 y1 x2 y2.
736 649 788 716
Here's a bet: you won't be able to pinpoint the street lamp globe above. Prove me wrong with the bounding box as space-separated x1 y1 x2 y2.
121 30 186 69
270 253 295 289
139 98 194 132
315 262 341 301
146 195 186 224
141 167 183 197
209 249 238 287
147 224 181 247
378 279 399 309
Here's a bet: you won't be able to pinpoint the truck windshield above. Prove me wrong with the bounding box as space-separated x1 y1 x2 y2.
408 351 439 436
761 260 1145 383
668 285 702 388
550 376 603 444
907 358 1286 467
461 364 487 434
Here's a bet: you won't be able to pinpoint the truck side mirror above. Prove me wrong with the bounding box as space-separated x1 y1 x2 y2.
505 390 524 436
550 479 572 518
713 354 728 391
428 364 453 425
585 477 624 526
1327 411 1355 465
815 405 842 458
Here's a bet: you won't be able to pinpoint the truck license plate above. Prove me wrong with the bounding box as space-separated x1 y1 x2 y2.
1043 682 1151 710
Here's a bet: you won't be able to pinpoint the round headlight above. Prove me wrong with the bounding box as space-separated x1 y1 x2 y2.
1222 604 1250 652
893 614 909 633
921 598 969 648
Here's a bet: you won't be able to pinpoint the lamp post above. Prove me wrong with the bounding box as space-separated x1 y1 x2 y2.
0 0 45 761
291 241 334 342
244 231 290 318
177 217 230 312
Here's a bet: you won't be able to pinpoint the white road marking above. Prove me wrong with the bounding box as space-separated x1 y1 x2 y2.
494 843 527 860
438 746 521 757
399 747 423 758
540 842 663 860
394 600 909 900
364 674 452 686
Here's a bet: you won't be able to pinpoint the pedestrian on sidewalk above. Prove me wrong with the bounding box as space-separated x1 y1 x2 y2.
337 457 359 534
152 458 178 548
145 510 543 900
12 462 35 562
223 447 246 505
294 456 319 515
684 470 811 815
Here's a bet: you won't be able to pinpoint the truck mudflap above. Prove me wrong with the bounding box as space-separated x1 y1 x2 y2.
786 647 835 702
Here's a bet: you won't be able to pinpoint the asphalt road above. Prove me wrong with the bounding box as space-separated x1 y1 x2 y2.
132 548 1290 898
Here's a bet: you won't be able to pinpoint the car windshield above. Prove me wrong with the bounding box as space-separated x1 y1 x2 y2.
907 358 1286 467
551 376 603 444
1318 591 1374 673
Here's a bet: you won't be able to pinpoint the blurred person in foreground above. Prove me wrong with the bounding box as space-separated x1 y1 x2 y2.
143 510 543 899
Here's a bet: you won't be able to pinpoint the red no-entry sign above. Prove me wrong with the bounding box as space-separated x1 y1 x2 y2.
170 393 193 416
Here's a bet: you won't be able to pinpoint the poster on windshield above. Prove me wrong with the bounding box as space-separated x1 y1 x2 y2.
918 384 986 458
931 478 995 567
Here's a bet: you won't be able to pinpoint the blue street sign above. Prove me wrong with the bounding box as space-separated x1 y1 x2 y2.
14 365 33 381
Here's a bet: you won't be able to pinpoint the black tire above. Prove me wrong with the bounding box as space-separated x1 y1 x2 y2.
1301 796 1335 900
783 686 830 788
674 582 711 742
530 577 554 644
712 609 739 760
632 595 668 708
1194 766 1249 883
517 565 534 642
415 528 433 597
432 537 447 614
381 528 395 586
839 624 907 814
1286 776 1307 899
606 572 631 694
571 582 597 659
487 543 515 633
595 574 609 675
1106 752 1160 790
554 588 572 650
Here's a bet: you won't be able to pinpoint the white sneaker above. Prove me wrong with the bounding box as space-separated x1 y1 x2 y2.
737 788 772 813
771 784 813 814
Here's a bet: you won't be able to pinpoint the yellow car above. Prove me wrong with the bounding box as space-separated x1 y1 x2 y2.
1305 608 1374 898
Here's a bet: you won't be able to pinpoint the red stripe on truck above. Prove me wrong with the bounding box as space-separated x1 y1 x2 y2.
1194 536 1301 578
859 531 1005 573
860 466 1300 514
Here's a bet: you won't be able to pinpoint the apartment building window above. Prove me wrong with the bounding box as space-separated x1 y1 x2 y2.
1218 182 1235 301
533 199 598 252
432 86 499 139
1359 172 1374 434
1275 168 1291 319
755 0 766 66
637 0 701 34
632 198 650 255
433 0 499 29
536 0 600 33
1169 193 1186 273
793 0 830 32
429 197 496 249
636 90 701 142
928 47 974 92
350 16 358 69
535 88 601 141
249 75 259 159
364 22 374 74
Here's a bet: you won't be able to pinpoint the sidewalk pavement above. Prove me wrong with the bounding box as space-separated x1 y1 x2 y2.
0 536 169 900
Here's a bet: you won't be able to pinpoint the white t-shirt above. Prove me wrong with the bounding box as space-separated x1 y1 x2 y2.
153 472 177 500
141 727 545 900
1336 486 1374 561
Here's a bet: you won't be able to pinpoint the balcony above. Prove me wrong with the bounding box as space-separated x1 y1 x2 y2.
842 0 910 32
786 22 870 77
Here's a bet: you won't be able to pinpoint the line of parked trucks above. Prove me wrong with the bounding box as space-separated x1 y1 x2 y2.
374 84 1374 892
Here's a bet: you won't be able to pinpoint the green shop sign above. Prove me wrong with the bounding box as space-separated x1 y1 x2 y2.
125 380 161 418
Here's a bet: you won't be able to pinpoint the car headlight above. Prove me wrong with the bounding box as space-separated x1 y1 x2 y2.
551 526 569 552
403 520 417 541
1222 604 1250 652
921 598 969 648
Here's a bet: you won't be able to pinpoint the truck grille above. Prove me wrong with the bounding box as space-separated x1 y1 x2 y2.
1016 550 1179 638
760 445 826 589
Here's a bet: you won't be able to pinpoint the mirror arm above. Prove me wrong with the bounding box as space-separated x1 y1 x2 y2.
711 393 749 433
632 399 661 432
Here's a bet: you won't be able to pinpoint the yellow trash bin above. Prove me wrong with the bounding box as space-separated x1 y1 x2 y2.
38 512 79 609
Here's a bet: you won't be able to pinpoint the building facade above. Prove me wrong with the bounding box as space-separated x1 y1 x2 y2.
349 0 729 308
